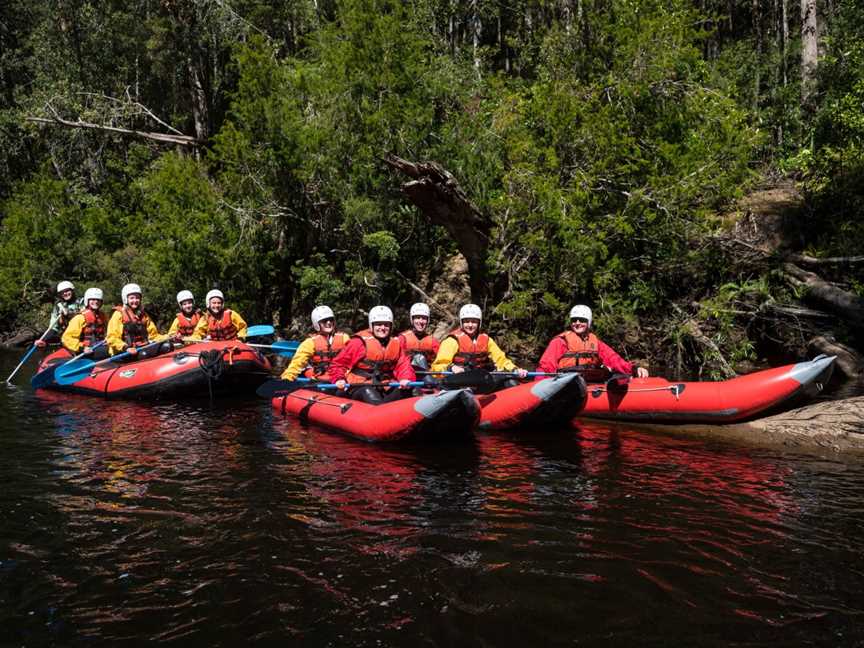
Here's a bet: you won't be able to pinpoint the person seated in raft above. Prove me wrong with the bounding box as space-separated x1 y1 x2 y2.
106 283 165 358
330 305 417 405
167 290 202 340
398 302 440 372
280 305 350 382
36 280 84 348
60 287 110 361
431 303 528 389
189 289 248 341
535 305 649 381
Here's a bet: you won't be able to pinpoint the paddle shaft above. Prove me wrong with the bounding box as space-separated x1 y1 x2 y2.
59 340 107 367
6 327 52 383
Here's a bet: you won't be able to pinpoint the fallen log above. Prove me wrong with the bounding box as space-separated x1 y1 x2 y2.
808 336 863 378
783 263 864 323
384 153 493 303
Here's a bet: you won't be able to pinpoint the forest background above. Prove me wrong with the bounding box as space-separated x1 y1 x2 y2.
0 0 861 378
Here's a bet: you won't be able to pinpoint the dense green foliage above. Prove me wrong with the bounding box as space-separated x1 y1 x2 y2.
0 0 860 371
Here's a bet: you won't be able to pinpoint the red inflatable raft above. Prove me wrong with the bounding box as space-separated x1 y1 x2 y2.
33 341 272 399
477 372 587 430
575 355 835 424
272 388 480 442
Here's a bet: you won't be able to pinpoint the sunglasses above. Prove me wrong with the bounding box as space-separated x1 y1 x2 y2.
571 317 589 324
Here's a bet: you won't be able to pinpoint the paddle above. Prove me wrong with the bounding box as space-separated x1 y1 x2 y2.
55 340 164 386
257 378 426 399
245 325 275 338
247 341 299 357
31 341 107 389
6 327 52 384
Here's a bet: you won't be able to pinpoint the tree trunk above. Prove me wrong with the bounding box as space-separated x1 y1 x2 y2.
187 56 209 143
800 0 819 108
384 154 493 304
752 0 762 115
471 0 482 75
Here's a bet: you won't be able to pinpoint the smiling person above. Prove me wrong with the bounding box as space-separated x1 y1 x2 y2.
60 287 109 360
329 305 416 404
398 302 440 371
536 305 648 380
280 305 350 382
190 289 248 341
106 283 163 357
167 290 202 339
431 304 528 384
36 280 84 348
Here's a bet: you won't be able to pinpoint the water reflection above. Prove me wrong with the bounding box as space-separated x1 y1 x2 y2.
0 365 862 647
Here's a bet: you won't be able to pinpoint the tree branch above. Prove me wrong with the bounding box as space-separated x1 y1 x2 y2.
25 116 201 147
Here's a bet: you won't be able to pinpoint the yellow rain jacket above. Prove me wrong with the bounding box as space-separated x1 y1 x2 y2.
431 333 517 373
280 332 351 381
189 309 248 341
106 309 162 355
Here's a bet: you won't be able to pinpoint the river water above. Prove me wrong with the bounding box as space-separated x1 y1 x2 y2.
2 351 863 647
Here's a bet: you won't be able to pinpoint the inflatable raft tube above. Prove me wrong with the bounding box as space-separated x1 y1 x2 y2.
476 372 587 430
272 388 480 442
576 355 836 424
32 341 272 399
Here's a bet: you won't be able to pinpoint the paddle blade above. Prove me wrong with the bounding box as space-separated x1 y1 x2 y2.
245 325 275 338
256 378 310 399
54 358 97 386
31 365 58 389
438 369 496 391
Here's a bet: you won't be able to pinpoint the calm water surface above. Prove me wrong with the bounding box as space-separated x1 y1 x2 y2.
2 351 863 647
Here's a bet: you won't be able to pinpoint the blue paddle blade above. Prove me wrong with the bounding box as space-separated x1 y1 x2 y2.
245 325 275 338
54 357 98 386
31 364 58 389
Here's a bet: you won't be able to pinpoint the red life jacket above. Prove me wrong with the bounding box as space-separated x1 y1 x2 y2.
80 309 107 347
175 310 202 337
206 309 238 341
557 331 602 370
347 330 402 384
115 305 152 346
447 329 492 370
302 332 348 379
400 329 439 364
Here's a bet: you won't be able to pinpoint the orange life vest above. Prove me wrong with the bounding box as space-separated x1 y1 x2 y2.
346 330 402 384
206 309 238 341
115 305 152 346
557 331 602 371
400 329 439 364
80 309 107 347
448 329 493 370
175 310 201 337
302 332 348 379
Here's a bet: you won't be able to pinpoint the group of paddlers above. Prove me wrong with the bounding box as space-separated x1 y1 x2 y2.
37 281 247 362
38 280 648 404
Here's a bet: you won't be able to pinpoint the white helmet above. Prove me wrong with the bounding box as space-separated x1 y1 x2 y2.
459 303 482 322
569 305 593 327
205 289 225 306
83 287 103 303
57 280 75 293
311 305 335 332
368 305 394 327
409 302 430 318
176 290 194 306
121 283 142 305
